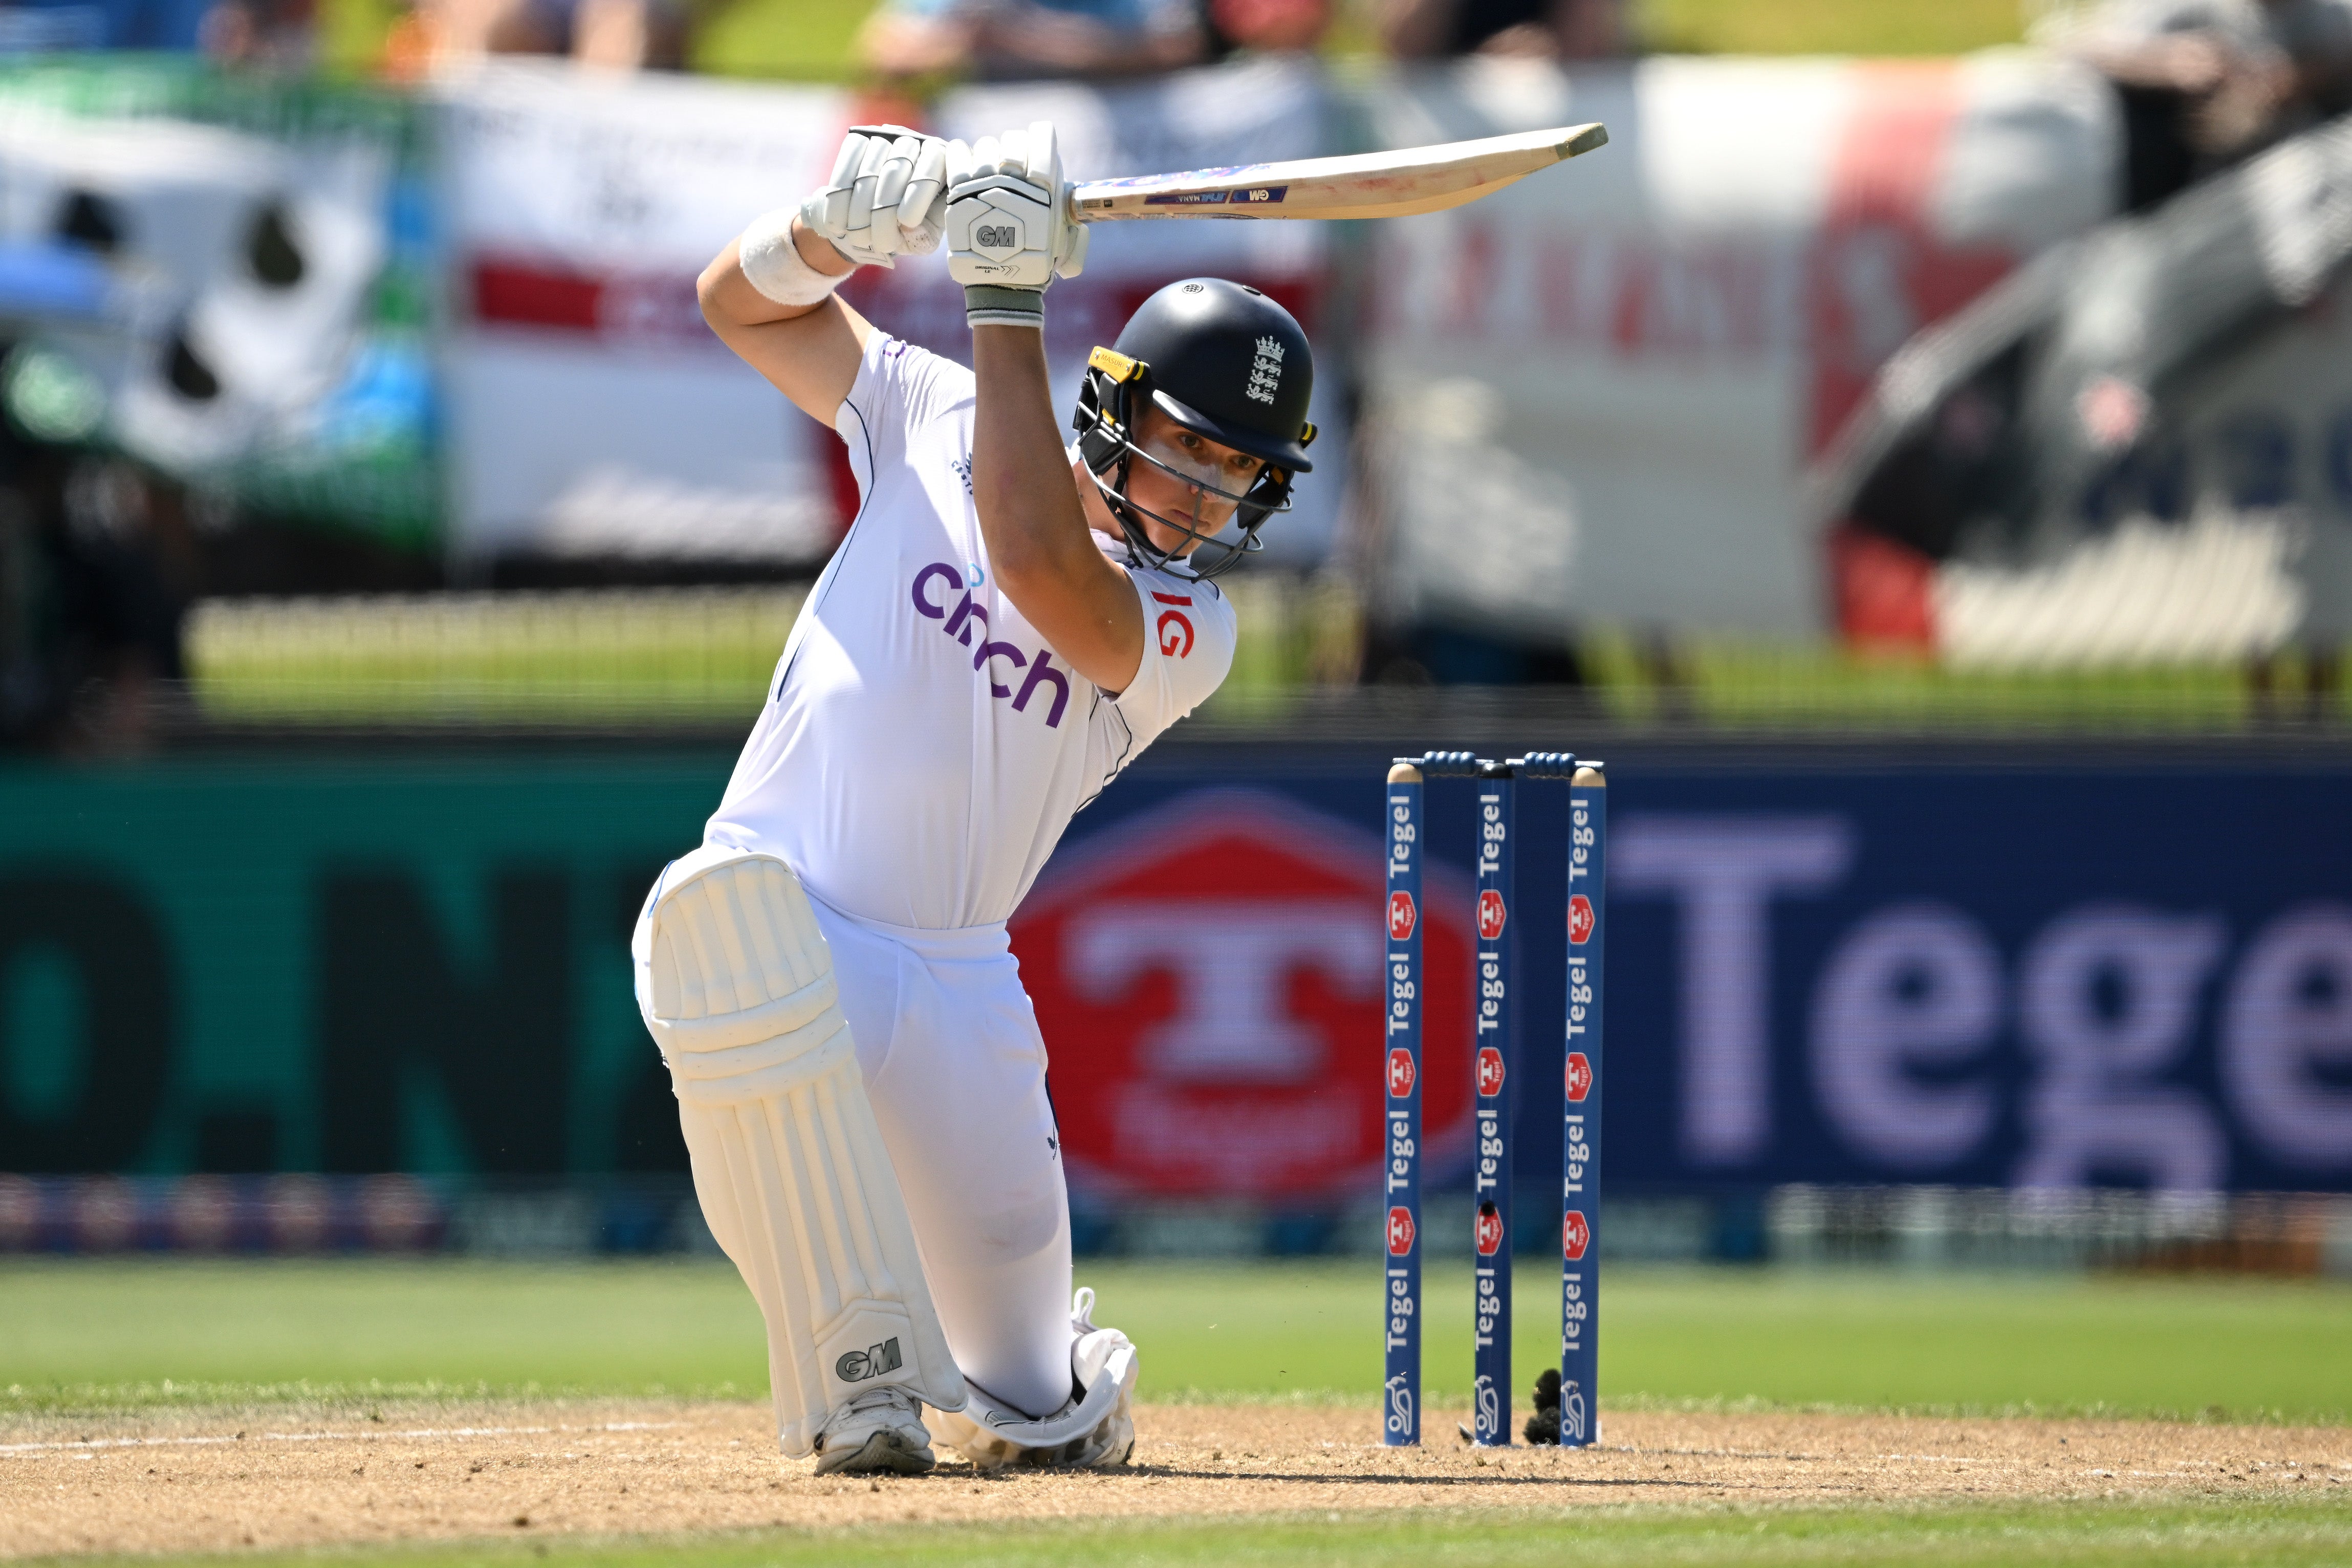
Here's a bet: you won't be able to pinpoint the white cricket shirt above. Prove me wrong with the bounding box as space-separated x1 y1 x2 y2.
705 332 1238 930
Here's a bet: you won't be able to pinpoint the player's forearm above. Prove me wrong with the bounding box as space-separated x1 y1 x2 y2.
698 219 854 332
699 214 870 428
970 325 1096 585
969 325 1143 686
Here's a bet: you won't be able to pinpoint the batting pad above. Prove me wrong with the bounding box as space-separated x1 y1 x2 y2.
639 845 966 1457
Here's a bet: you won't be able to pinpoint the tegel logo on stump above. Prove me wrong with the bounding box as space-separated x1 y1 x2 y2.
1011 790 1475 1202
1478 889 1507 941
1387 1047 1416 1099
1477 1046 1506 1098
1388 890 1417 941
911 562 1070 727
1567 894 1595 945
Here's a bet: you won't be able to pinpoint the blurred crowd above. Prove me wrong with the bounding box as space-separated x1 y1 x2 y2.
178 0 2352 162
3 0 2348 751
43 0 2337 233
2064 0 2352 210
0 0 1644 76
354 0 1637 77
0 441 194 755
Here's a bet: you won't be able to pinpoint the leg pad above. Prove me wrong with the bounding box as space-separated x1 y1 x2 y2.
637 845 965 1456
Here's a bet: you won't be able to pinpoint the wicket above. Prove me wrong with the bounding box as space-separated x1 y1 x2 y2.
1384 750 1607 1449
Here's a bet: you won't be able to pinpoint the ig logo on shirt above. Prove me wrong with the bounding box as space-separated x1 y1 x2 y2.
1152 592 1195 658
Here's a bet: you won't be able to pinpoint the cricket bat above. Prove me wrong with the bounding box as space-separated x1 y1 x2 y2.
1065 123 1607 223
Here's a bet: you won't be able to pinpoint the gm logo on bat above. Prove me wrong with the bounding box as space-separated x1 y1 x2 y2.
1142 184 1289 207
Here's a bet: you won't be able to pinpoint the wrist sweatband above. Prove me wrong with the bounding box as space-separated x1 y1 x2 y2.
964 284 1044 330
739 209 851 308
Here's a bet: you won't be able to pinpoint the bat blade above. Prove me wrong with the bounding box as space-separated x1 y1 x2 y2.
1067 122 1606 223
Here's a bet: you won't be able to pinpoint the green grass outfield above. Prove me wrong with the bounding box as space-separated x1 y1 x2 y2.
20 1499 2352 1568
10 1260 2352 1567
6 1259 2350 1424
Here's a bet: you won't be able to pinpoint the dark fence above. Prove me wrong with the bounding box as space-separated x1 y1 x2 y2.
2 732 2348 1207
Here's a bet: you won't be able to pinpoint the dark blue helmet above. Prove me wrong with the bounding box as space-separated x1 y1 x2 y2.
1072 277 1317 578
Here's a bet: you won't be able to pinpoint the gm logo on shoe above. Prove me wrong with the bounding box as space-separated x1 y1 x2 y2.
836 1337 904 1383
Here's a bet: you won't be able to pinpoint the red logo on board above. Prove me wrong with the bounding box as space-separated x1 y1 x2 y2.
1475 1205 1504 1257
1387 1047 1416 1100
1563 1209 1590 1261
1567 895 1595 945
1388 890 1417 941
1388 1206 1416 1256
1009 792 1477 1202
1477 1046 1505 1099
1565 1052 1592 1102
1477 889 1507 941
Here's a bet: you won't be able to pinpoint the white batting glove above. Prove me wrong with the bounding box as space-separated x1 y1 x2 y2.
799 124 950 270
944 121 1089 329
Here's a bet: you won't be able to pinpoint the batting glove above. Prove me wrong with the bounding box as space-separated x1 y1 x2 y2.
799 124 951 270
945 121 1088 330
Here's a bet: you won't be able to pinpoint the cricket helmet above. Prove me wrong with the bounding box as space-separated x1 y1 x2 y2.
1072 277 1316 578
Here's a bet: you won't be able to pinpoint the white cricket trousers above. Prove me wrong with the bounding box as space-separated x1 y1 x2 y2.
643 884 1077 1421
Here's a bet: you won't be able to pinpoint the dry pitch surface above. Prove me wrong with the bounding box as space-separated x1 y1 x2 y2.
6 1400 2348 1558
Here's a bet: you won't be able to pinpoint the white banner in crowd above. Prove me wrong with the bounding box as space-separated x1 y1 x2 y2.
0 113 386 472
433 53 2122 613
434 64 846 563
1363 53 2116 636
433 59 1341 565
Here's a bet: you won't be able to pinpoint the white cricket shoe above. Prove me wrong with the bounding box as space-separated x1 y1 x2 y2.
813 1385 939 1476
928 1287 1138 1469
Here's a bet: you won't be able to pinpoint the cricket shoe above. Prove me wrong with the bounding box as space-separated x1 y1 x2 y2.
929 1288 1138 1469
813 1385 939 1476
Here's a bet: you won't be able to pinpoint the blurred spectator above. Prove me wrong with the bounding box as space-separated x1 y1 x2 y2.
1202 0 1330 54
2073 0 2352 210
857 0 1210 80
384 0 684 72
200 0 317 67
571 0 685 68
1381 0 1623 59
0 436 192 756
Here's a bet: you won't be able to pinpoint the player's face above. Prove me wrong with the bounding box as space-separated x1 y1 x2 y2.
1125 405 1267 556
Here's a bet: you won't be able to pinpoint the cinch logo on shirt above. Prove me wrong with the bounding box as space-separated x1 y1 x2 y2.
912 562 1072 727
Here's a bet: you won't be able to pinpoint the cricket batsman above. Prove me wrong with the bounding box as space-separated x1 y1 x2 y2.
633 122 1317 1476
